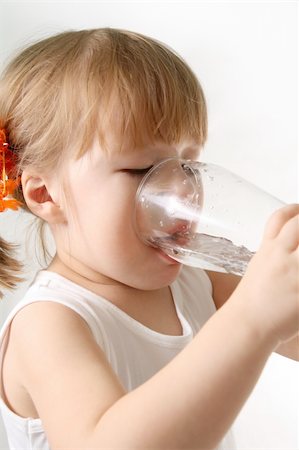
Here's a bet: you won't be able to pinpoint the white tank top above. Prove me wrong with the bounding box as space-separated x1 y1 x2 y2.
0 266 236 449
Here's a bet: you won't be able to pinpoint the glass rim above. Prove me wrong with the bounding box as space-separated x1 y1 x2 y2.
135 157 198 201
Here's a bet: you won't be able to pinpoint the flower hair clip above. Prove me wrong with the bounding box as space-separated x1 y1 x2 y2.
0 128 22 212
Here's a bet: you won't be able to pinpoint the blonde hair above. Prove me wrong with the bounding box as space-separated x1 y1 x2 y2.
0 27 208 298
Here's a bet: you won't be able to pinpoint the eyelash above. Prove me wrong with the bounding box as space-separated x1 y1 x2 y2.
125 166 153 176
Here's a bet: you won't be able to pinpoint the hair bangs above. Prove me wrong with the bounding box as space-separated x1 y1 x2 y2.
74 29 207 156
1 28 207 166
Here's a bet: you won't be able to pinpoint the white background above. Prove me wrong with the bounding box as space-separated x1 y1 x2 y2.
0 1 298 449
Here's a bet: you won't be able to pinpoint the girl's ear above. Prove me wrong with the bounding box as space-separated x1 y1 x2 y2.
21 171 66 224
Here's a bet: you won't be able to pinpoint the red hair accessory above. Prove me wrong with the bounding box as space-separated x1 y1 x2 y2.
0 128 22 212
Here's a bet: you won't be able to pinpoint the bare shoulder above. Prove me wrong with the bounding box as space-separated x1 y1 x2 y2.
205 270 241 310
3 301 125 447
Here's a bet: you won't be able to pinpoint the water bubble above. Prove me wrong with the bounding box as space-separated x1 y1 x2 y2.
141 196 145 203
159 220 164 227
195 194 202 203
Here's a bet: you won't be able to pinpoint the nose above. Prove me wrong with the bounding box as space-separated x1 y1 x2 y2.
151 158 196 192
168 161 197 200
164 219 191 247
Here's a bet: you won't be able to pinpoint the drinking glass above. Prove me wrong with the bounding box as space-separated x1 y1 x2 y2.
134 158 284 275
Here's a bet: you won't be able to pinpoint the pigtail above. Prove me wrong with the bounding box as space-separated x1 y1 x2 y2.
0 127 24 298
0 237 23 299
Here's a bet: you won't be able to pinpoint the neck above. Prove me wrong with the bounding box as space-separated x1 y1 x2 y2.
47 253 166 304
47 254 182 336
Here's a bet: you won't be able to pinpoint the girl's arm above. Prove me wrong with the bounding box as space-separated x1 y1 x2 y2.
9 205 298 449
10 292 275 450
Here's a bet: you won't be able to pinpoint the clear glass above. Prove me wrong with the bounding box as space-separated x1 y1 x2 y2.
134 158 284 275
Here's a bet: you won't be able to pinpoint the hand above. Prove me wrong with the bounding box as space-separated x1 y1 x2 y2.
234 204 299 345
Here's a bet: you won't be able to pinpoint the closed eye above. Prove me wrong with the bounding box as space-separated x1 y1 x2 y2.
124 166 154 176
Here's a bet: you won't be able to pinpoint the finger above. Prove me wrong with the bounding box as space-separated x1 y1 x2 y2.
263 204 299 241
278 213 299 251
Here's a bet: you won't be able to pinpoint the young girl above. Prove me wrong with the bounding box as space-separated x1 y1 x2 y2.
0 28 298 450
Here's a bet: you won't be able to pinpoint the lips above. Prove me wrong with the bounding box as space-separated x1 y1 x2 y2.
156 248 181 265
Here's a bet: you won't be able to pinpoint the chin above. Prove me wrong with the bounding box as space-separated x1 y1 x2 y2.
137 261 183 290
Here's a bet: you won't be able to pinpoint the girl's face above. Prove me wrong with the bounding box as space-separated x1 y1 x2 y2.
52 138 200 291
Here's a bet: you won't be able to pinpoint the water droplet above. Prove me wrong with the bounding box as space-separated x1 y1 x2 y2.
141 196 145 203
159 220 164 227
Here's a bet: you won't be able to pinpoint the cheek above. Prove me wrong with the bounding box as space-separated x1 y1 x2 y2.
87 180 137 239
66 170 141 248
